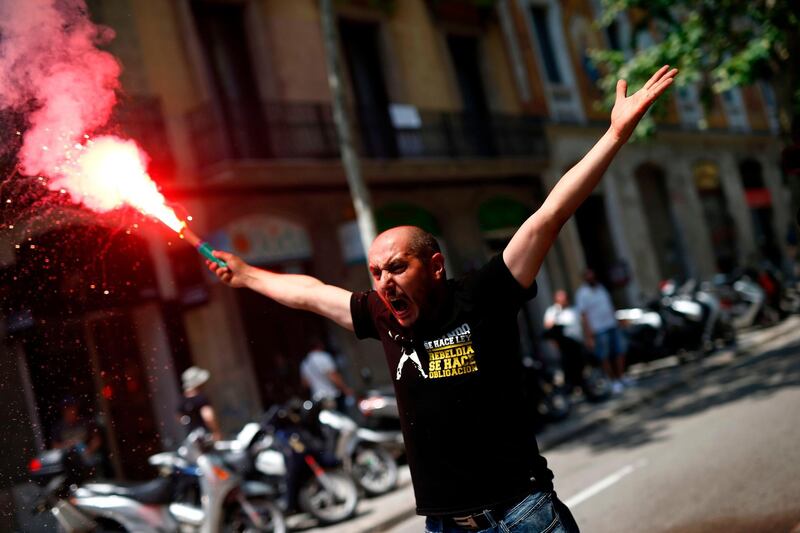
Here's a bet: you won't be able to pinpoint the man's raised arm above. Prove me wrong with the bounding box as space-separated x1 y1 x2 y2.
207 251 354 331
503 66 678 288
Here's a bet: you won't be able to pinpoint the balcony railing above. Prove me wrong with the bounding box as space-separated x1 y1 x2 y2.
186 101 339 169
387 110 547 159
186 100 547 169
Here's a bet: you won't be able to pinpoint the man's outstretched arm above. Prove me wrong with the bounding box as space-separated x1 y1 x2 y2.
503 66 678 288
207 251 354 331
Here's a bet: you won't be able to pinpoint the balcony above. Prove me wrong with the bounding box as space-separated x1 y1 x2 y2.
186 100 547 170
186 101 339 169
385 109 547 159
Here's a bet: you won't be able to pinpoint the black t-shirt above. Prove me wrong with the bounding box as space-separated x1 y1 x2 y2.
351 254 553 516
178 393 210 435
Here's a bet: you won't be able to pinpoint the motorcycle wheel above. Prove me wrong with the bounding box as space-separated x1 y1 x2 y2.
353 445 399 497
538 386 571 421
582 368 611 402
85 520 125 533
298 470 359 525
224 498 287 533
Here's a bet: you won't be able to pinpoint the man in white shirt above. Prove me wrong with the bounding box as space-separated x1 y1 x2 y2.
574 269 629 393
544 290 586 394
544 290 583 343
300 339 353 410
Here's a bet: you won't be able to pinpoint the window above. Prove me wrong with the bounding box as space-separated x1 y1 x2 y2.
523 0 584 123
529 5 562 84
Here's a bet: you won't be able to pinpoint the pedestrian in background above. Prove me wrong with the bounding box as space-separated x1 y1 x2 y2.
544 289 586 396
178 366 222 440
300 339 354 412
544 290 583 343
575 269 630 394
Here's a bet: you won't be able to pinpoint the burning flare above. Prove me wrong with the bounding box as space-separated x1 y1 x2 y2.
60 135 183 232
52 134 226 267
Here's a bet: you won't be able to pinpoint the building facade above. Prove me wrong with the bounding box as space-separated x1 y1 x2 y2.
0 0 789 508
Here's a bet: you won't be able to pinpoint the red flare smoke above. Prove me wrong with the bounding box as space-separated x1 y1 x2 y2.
1 0 183 233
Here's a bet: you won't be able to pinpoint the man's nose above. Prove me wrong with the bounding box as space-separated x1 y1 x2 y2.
380 272 396 289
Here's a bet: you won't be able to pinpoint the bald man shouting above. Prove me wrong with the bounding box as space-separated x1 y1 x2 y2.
208 66 678 532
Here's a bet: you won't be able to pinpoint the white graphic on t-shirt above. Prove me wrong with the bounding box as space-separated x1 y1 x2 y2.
388 330 428 380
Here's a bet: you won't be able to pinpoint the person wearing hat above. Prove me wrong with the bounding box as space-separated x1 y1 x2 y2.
178 366 222 441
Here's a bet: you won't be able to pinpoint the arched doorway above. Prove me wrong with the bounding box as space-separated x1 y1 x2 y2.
213 215 326 408
635 163 689 281
4 224 163 479
739 158 781 265
694 161 738 273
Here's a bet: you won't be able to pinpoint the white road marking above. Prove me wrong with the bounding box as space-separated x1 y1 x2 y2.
564 460 647 509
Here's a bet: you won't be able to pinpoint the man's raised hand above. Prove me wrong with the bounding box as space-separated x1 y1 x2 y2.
610 65 678 142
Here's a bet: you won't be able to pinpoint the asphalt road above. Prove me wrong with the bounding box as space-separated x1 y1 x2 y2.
390 341 800 533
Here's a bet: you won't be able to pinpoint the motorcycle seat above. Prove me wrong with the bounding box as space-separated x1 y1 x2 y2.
355 428 403 444
83 476 174 504
222 449 251 474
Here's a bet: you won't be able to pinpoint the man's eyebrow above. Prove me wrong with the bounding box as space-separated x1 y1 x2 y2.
371 254 407 271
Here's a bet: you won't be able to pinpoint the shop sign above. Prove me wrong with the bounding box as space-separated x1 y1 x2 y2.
745 188 772 208
209 215 312 266
389 104 422 129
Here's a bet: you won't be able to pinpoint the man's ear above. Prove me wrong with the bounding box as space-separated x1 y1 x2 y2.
430 252 446 281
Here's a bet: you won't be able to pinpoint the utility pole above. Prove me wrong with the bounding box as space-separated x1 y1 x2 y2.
319 0 378 264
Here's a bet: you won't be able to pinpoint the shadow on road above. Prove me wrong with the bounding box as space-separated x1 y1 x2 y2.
659 510 800 533
561 342 800 453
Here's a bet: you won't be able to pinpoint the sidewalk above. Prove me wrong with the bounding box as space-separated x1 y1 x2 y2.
305 316 800 533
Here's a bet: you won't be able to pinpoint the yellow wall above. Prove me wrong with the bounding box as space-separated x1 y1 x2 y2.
483 23 522 114
130 1 205 113
509 0 553 116
386 0 456 110
560 0 606 122
260 0 330 102
128 1 213 182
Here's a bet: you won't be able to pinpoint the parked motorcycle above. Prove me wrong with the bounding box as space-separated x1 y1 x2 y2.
261 401 359 525
522 348 571 425
318 407 402 497
29 430 285 533
357 387 402 433
542 325 611 402
710 273 777 329
618 279 735 365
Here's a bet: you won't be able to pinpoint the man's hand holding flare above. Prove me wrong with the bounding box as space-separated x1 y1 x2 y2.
206 251 252 289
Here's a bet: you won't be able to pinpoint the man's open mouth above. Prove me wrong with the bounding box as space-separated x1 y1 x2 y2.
389 297 410 314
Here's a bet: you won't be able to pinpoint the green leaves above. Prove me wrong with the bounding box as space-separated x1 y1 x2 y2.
591 0 800 136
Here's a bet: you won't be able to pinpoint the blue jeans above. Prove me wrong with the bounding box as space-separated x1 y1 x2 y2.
424 490 580 533
593 327 626 361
